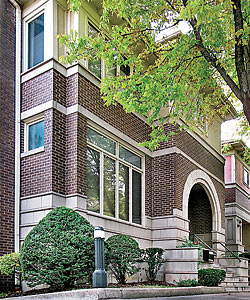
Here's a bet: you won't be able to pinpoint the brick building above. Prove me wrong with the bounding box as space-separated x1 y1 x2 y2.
1 0 248 290
223 140 250 253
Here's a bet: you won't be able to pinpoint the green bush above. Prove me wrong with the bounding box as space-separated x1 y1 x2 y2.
198 268 226 286
240 251 250 260
20 207 95 289
177 279 200 287
105 234 142 284
143 248 165 282
0 252 20 277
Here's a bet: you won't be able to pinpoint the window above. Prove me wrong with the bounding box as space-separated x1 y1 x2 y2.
27 119 44 151
86 127 143 224
88 23 102 79
86 22 130 79
28 13 44 69
243 168 249 187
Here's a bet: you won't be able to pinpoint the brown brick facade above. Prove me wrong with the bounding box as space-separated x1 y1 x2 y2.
0 0 15 290
20 68 225 233
226 187 249 212
21 110 53 197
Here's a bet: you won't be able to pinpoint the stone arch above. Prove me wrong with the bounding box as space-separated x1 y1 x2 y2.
182 169 221 232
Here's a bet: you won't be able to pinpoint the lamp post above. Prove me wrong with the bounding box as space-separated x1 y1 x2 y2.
92 226 107 288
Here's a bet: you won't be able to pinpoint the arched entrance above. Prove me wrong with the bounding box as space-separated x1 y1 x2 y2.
188 183 213 247
182 170 224 251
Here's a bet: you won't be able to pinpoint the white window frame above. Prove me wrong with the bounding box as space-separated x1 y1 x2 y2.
23 115 44 157
243 168 249 187
86 124 145 226
23 9 45 72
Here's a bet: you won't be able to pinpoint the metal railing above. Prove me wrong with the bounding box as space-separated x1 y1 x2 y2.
191 234 217 255
215 241 241 262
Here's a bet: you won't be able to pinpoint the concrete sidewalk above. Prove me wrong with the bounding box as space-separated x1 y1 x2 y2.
3 286 229 300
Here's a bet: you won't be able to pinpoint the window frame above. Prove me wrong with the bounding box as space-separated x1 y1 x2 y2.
243 168 249 187
83 18 130 80
23 9 45 71
86 124 145 226
24 115 45 154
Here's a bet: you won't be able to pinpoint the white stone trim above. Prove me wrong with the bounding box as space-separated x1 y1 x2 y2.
225 202 250 223
21 146 44 158
182 169 222 233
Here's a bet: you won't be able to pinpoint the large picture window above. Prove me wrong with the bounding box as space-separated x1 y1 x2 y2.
86 127 143 224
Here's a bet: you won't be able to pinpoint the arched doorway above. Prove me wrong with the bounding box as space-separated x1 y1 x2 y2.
188 183 213 247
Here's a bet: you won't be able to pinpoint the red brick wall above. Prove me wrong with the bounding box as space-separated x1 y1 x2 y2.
0 0 15 290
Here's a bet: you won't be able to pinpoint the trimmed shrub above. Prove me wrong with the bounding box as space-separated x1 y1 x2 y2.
105 234 142 284
20 207 95 289
198 268 226 286
143 248 165 282
0 253 20 277
177 279 200 287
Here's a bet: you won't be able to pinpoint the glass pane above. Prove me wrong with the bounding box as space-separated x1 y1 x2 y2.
120 64 130 76
87 127 115 154
103 156 116 217
119 164 129 221
88 23 101 78
132 170 141 224
119 146 141 168
86 148 100 213
28 120 44 151
28 14 44 69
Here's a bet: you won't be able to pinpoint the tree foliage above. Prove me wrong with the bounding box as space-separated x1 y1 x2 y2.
20 207 95 289
60 0 250 149
0 253 20 277
105 234 142 284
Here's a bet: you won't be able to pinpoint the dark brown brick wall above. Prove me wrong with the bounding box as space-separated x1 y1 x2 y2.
225 188 236 204
176 130 224 181
225 187 250 212
151 153 225 228
78 74 151 144
152 154 176 217
145 156 152 217
52 109 66 194
53 70 66 107
21 110 52 197
22 70 53 112
0 0 15 291
65 113 87 196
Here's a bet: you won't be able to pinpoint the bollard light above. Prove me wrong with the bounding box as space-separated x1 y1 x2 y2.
92 226 108 288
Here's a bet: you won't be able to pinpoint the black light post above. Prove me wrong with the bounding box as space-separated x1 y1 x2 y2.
92 226 108 288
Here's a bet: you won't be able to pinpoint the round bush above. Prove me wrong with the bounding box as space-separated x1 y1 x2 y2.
105 234 142 284
20 207 95 289
198 268 226 286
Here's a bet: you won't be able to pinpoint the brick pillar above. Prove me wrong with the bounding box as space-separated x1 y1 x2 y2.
0 0 16 291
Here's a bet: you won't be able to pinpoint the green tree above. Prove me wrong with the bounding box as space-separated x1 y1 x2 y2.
60 0 250 149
